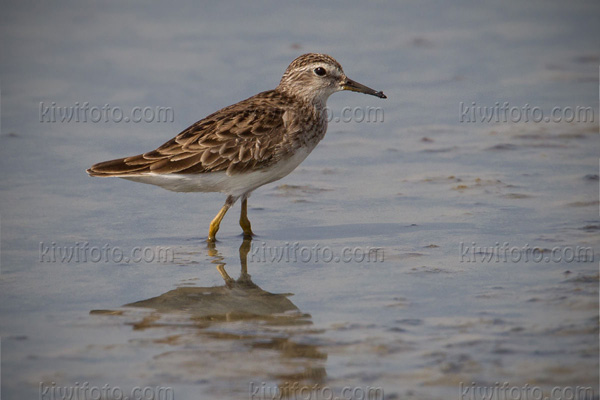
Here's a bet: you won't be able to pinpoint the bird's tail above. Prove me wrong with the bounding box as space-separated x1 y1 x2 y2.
86 154 150 177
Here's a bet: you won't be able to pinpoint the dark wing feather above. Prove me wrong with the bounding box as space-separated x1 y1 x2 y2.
87 91 293 177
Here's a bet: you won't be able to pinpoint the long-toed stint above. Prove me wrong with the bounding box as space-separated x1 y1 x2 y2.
87 53 386 241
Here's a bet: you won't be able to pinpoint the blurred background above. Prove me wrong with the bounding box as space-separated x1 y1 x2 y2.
1 1 598 399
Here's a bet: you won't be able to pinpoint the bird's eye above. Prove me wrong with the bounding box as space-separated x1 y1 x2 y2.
313 67 326 76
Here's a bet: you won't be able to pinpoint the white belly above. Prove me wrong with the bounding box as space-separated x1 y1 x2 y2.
120 147 313 196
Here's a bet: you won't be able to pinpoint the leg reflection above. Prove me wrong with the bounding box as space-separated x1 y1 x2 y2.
209 236 253 287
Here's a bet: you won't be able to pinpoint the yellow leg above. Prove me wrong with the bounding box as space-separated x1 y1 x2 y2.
208 195 236 242
208 206 228 242
239 197 254 238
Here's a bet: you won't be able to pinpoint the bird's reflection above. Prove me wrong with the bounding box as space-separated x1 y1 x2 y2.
91 237 326 393
125 238 305 321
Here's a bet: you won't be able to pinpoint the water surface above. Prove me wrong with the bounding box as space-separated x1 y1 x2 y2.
1 1 598 399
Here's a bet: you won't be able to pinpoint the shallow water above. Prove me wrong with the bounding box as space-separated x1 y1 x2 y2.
1 1 599 399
